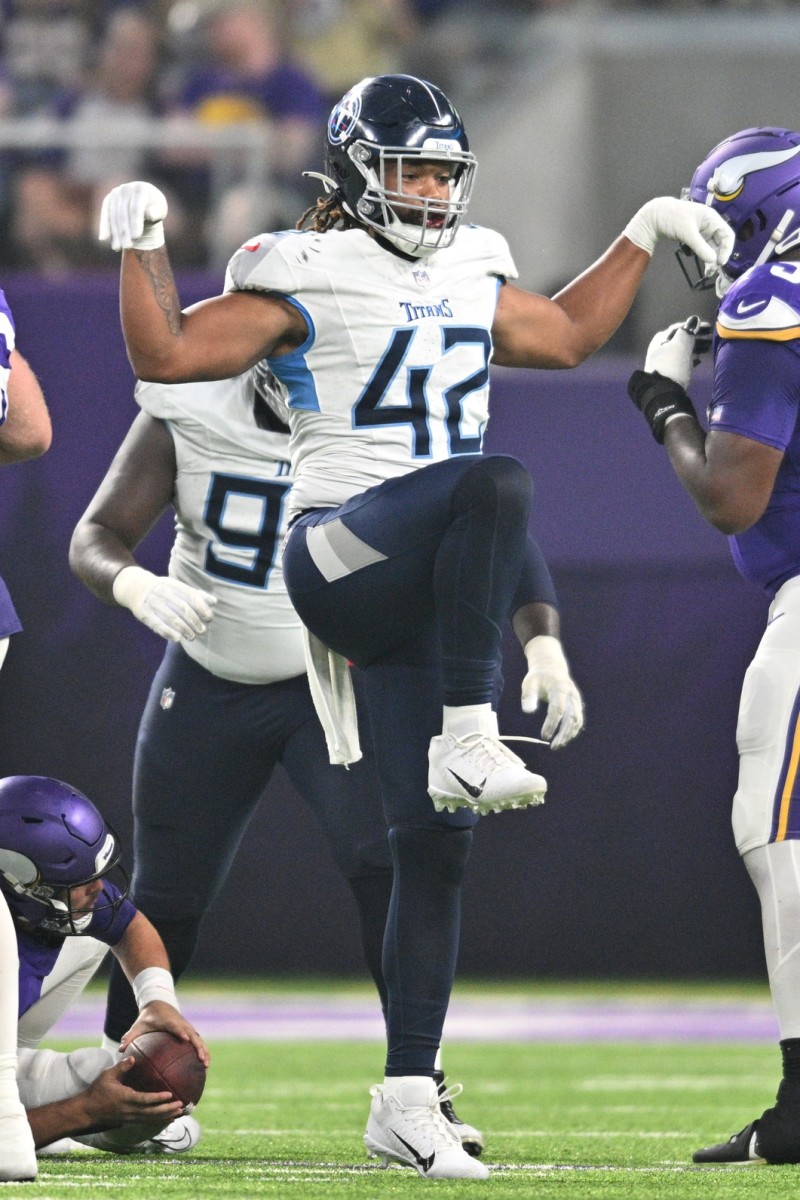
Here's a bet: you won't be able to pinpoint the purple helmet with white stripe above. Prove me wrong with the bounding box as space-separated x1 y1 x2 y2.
0 775 127 934
678 127 800 296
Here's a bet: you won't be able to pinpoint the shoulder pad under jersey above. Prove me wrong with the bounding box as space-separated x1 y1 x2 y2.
456 224 519 281
717 261 800 343
135 371 253 423
223 230 306 296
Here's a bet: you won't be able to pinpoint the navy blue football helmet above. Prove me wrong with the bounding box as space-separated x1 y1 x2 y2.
320 74 477 258
677 126 800 296
0 775 127 935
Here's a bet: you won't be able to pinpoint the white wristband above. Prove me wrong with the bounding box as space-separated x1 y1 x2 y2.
132 221 165 251
112 564 155 612
133 967 179 1011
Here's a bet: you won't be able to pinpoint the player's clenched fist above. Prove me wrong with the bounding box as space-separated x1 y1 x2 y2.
99 182 168 252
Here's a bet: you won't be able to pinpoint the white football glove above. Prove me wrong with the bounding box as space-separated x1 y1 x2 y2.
521 635 584 750
98 181 168 252
623 197 734 268
644 314 712 390
112 565 217 643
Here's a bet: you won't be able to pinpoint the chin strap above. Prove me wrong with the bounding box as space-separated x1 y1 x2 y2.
754 207 796 268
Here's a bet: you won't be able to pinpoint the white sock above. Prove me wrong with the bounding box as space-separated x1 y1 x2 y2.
442 704 497 739
382 1074 433 1090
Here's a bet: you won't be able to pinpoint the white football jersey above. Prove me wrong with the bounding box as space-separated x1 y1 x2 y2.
225 224 518 517
136 372 306 685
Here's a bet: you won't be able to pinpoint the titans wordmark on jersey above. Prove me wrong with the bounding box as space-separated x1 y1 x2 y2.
225 224 518 518
136 372 306 685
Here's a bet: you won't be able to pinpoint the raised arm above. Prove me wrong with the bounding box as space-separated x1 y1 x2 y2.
491 198 733 369
99 182 305 382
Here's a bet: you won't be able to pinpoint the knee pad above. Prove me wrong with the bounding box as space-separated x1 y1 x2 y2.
456 455 531 518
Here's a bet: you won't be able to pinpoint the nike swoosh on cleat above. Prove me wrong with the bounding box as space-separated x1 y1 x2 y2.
448 770 487 799
392 1130 435 1172
767 611 785 627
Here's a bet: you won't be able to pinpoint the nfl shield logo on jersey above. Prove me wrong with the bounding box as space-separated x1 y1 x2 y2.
160 687 176 711
413 268 431 287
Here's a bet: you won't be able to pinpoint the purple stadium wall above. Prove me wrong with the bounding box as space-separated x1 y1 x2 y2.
0 274 768 979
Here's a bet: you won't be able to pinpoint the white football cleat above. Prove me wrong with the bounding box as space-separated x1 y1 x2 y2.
364 1076 489 1180
428 731 547 815
76 1113 201 1155
0 1103 37 1180
137 1114 201 1154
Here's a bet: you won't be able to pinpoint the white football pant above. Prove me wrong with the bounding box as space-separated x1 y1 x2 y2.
733 574 800 854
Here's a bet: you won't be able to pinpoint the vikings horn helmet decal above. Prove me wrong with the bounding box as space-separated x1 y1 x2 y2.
677 127 800 296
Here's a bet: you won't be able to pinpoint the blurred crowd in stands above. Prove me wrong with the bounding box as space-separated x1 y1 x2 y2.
0 0 794 273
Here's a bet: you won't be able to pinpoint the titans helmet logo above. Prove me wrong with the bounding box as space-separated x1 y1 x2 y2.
328 89 362 146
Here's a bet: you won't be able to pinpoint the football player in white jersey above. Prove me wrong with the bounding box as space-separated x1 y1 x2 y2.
97 74 732 1179
69 362 581 1164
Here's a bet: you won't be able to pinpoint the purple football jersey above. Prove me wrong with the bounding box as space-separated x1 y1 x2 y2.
0 575 21 638
16 882 136 1018
709 262 800 595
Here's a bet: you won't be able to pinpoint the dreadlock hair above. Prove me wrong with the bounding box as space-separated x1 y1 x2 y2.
296 192 361 234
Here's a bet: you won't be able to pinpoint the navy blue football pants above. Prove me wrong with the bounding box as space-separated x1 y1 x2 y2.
104 645 393 1042
282 455 535 1074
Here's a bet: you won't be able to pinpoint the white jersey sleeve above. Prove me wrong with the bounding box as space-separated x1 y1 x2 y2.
136 373 305 685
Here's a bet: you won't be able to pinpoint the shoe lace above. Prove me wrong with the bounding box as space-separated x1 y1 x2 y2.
393 1096 461 1150
436 1076 465 1123
456 732 545 771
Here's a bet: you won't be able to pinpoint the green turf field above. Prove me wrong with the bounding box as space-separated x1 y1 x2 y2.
13 981 799 1200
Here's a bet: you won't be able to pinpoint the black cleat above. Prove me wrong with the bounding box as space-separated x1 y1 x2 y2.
693 1120 764 1164
433 1070 485 1158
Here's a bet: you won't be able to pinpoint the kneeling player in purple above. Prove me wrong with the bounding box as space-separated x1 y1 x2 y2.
0 774 207 1171
628 126 800 1166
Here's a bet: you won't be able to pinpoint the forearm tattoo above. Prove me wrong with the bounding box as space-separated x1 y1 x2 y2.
134 248 181 335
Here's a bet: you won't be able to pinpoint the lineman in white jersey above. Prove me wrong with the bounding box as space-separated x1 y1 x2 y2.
97 73 732 1179
70 364 578 1158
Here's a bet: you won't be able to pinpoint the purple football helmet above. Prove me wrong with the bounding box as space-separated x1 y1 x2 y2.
0 775 127 935
320 74 477 258
677 126 800 296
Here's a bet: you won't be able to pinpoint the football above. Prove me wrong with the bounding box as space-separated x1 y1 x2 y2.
126 1030 207 1109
